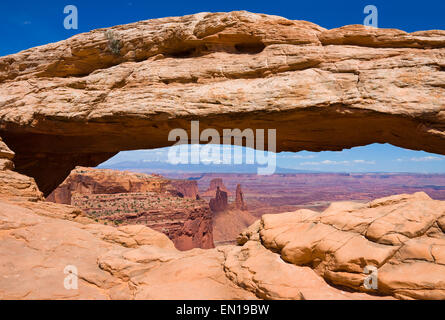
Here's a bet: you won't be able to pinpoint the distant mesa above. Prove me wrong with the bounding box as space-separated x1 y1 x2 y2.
169 180 200 199
47 166 200 203
202 178 231 197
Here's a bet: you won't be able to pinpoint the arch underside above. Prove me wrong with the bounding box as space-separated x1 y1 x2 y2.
2 105 444 196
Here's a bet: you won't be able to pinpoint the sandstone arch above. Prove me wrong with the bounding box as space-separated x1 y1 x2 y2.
0 11 444 196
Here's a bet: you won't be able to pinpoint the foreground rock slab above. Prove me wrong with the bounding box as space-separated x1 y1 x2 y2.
0 196 383 300
238 192 445 300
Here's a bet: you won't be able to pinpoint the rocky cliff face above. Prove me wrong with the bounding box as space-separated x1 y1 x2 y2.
212 209 257 245
47 167 213 250
71 192 213 251
2 169 444 298
2 12 444 196
169 180 199 199
201 179 253 244
46 167 173 204
209 186 229 213
47 167 200 204
0 137 42 201
234 184 248 211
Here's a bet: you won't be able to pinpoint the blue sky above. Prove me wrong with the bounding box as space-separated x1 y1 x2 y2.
100 144 445 173
2 0 445 56
2 0 445 173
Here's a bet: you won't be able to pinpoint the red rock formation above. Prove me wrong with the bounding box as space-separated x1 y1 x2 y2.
202 178 231 197
46 167 201 204
3 131 445 299
234 184 248 211
209 183 253 244
169 180 199 199
72 192 213 251
47 167 214 250
209 187 228 213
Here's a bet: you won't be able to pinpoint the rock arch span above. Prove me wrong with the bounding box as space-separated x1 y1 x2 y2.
0 11 444 196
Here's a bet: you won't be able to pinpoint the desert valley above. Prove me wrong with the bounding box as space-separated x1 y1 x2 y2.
46 167 445 249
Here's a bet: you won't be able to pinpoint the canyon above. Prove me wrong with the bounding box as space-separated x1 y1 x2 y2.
175 172 445 216
0 11 445 300
204 180 256 245
47 167 212 250
46 167 255 248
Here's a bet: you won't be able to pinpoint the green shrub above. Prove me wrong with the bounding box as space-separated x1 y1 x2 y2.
104 30 122 56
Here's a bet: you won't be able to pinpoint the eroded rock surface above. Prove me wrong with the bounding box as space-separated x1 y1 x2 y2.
212 209 257 245
169 180 199 199
0 11 444 195
202 178 231 197
0 137 42 201
234 184 248 211
209 186 229 213
2 160 443 300
0 190 403 300
1 11 445 300
238 192 445 300
47 167 174 204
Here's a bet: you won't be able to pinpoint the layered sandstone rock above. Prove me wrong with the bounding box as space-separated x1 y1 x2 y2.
234 184 248 211
2 11 444 195
0 137 42 201
1 11 445 300
169 180 199 199
47 167 213 250
1 185 411 300
71 192 214 251
0 191 381 300
47 167 173 204
238 192 445 300
209 186 228 213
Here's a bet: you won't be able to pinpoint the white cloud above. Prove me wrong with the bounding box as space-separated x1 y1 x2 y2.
410 156 444 162
300 159 375 166
396 156 444 162
286 154 316 159
353 160 376 164
300 160 349 166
